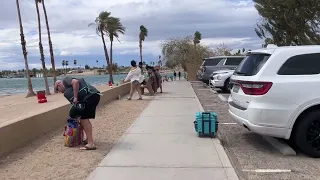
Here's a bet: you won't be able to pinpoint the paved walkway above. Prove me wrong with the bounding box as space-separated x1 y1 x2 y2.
86 80 239 180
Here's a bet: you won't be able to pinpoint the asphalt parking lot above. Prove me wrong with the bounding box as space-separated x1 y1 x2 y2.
191 81 320 180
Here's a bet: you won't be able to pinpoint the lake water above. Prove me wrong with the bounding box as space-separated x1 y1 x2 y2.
0 74 127 96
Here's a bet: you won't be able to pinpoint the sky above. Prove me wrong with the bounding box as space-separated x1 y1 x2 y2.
0 0 263 70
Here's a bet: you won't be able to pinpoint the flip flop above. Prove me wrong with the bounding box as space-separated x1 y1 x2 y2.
80 145 97 150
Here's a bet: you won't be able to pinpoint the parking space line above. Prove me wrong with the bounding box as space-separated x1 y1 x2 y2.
219 123 237 125
218 94 228 102
209 89 217 93
242 169 292 173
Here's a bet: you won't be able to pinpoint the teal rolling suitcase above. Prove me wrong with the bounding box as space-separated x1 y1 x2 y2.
194 112 218 137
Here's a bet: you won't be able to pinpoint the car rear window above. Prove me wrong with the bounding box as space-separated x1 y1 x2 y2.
225 58 244 65
234 53 271 76
203 58 223 66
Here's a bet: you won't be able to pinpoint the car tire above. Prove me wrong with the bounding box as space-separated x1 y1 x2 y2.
222 78 231 93
293 110 320 158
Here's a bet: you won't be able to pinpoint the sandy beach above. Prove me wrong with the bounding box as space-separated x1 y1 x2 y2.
0 84 111 127
0 92 150 180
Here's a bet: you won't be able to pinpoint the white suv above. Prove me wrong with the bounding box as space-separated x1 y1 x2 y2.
228 45 320 157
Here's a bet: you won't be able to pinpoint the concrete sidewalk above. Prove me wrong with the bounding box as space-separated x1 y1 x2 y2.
86 80 239 180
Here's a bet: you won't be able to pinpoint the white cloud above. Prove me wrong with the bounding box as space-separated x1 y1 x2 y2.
0 0 263 70
59 50 72 56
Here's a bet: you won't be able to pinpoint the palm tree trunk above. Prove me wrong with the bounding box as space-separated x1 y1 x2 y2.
100 30 112 83
139 40 143 64
36 1 50 95
109 40 114 83
16 0 36 98
41 0 57 86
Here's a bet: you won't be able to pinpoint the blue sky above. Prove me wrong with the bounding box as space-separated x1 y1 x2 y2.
0 0 263 70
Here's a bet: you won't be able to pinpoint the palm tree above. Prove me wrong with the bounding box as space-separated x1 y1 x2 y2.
62 60 66 75
35 0 50 95
16 0 36 97
66 60 69 74
89 11 112 80
74 59 77 69
40 0 56 86
139 25 148 64
106 16 125 83
158 55 162 66
193 31 202 61
193 31 201 47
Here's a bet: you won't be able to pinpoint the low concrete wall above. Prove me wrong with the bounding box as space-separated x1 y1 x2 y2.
0 83 131 157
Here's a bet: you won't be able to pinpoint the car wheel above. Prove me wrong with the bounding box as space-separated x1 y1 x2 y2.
293 110 320 158
222 78 231 93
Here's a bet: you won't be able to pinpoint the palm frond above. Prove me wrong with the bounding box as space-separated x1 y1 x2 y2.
105 16 126 41
139 25 148 41
88 23 96 27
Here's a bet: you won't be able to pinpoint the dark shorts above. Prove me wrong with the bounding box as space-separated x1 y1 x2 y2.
69 94 100 120
132 80 140 85
141 80 146 85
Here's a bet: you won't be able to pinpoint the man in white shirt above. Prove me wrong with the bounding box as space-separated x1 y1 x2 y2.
124 60 144 100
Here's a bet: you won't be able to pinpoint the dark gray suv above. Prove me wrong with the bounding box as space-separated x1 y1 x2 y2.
197 56 244 84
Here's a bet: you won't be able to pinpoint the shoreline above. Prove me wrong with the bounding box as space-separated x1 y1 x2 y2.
0 70 176 97
0 76 126 97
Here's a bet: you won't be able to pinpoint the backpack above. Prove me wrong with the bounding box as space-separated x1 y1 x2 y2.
64 78 102 104
63 118 84 147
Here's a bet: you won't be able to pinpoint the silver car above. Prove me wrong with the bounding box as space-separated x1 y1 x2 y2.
197 56 244 84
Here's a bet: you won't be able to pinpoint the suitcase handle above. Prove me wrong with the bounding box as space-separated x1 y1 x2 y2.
201 112 212 136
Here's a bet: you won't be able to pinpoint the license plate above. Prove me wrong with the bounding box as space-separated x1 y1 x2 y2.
233 84 240 93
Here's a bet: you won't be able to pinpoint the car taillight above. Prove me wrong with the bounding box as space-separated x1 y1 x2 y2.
236 80 272 95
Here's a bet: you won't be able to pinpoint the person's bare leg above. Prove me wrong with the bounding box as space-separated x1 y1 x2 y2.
145 79 154 95
146 82 154 95
128 82 134 100
135 84 143 99
80 119 95 149
140 86 145 95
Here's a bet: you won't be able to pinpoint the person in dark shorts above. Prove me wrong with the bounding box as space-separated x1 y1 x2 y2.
178 71 181 80
173 71 177 80
124 60 143 100
55 77 100 150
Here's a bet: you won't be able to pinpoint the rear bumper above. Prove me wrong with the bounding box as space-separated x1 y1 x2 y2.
228 99 292 139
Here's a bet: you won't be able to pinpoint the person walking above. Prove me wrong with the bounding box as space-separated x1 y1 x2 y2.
173 71 177 80
55 77 101 150
178 71 181 80
124 60 144 100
